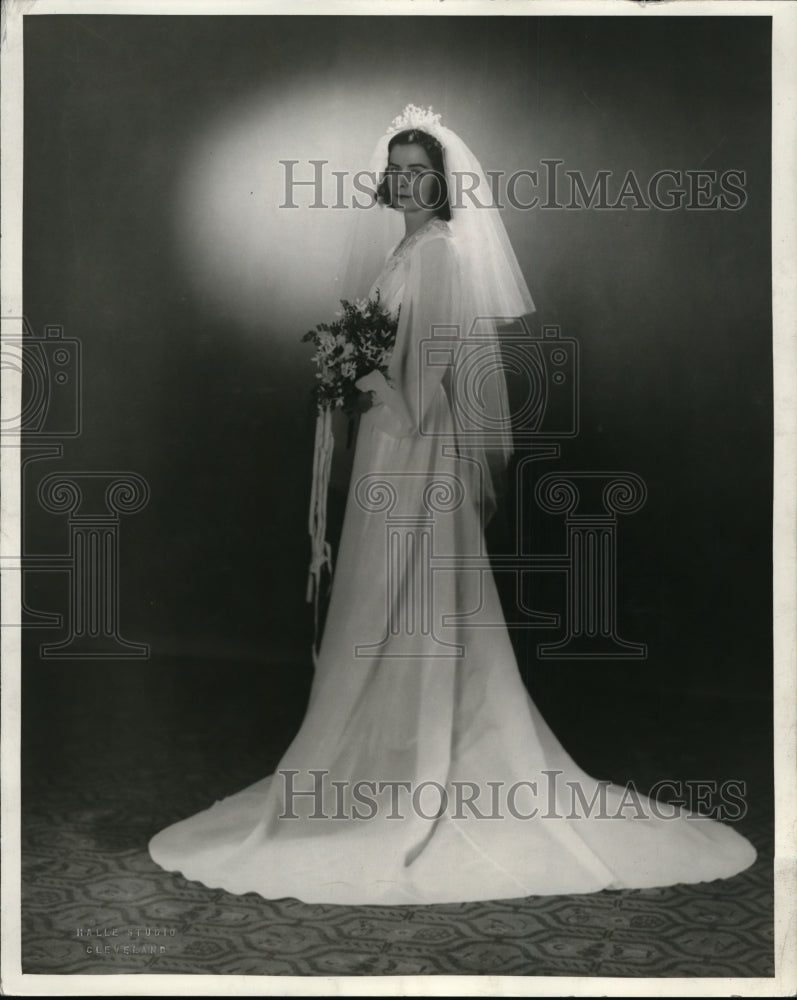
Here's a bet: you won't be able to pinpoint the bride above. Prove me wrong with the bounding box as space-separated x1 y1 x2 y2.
148 105 756 904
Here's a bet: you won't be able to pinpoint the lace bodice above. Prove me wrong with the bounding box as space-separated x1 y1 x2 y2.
368 217 451 316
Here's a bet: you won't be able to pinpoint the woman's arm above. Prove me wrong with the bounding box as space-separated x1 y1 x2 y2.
356 235 462 439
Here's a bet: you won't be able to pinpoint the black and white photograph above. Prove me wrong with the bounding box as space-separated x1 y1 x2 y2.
1 0 795 994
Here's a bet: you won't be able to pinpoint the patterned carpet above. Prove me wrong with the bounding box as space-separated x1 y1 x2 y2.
20 659 774 978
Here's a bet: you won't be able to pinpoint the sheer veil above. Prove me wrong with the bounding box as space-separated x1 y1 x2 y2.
340 104 536 522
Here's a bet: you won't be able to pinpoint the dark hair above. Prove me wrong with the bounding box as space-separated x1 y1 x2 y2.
375 128 451 221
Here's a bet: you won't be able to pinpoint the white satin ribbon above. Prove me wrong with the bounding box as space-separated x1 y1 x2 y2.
305 405 334 667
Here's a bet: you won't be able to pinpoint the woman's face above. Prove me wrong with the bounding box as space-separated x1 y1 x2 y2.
385 143 441 215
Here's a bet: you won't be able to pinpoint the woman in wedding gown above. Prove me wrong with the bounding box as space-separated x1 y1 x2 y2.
148 106 756 905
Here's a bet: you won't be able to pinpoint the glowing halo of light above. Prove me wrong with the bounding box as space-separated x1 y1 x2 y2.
172 87 394 344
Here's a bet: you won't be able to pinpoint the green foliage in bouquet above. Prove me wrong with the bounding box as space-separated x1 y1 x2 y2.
302 291 399 417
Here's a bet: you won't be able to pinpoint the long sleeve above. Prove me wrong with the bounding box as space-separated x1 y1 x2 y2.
356 234 462 440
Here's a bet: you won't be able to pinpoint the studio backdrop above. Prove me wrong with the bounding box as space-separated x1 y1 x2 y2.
21 14 772 702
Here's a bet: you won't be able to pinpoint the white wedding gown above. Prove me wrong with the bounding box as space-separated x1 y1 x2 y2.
148 219 756 904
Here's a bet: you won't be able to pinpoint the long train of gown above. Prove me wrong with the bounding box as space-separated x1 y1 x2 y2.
148 220 756 904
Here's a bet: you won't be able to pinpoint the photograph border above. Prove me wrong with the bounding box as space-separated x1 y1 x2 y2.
2 0 795 995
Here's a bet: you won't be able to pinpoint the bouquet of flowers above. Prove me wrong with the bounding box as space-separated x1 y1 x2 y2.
301 291 399 416
302 291 400 666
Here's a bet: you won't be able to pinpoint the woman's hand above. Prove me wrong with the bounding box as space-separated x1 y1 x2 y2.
355 369 413 437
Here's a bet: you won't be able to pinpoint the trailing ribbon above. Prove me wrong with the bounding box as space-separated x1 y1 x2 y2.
305 405 335 667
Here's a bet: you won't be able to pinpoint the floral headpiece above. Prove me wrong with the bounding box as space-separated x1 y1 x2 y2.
386 104 443 137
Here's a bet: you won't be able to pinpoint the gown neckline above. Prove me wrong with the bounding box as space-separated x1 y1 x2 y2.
390 216 448 260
